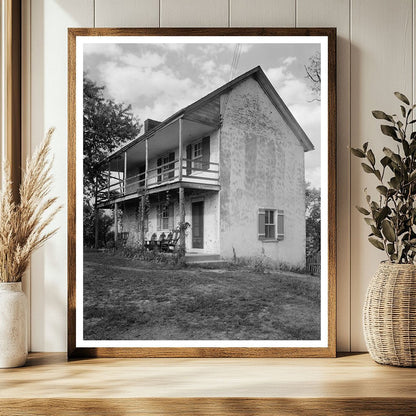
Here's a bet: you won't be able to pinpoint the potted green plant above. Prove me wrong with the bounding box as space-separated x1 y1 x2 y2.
0 128 60 368
352 92 416 366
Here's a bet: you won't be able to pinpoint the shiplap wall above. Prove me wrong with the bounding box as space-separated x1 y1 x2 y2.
22 0 416 352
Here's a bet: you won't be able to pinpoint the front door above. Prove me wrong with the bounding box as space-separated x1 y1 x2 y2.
192 201 204 249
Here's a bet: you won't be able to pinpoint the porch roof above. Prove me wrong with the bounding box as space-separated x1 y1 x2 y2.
101 65 314 167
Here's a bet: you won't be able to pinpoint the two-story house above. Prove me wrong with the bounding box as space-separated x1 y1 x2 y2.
94 66 314 267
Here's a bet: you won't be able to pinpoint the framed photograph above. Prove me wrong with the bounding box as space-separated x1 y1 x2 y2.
68 28 336 358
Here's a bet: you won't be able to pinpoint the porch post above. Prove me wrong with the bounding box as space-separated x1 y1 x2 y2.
145 139 149 187
123 151 127 194
139 196 145 247
107 162 110 200
139 139 149 248
178 118 183 181
179 186 185 254
94 177 99 249
114 202 118 246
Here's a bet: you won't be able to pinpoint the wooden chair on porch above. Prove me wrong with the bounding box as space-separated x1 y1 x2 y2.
156 232 166 250
160 232 173 252
167 229 181 252
145 233 157 251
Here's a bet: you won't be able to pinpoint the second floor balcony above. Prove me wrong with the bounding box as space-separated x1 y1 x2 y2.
95 116 221 208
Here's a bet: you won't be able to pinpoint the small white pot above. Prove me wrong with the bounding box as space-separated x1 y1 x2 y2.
0 282 28 368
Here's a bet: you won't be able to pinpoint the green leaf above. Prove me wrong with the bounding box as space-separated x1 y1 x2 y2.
369 237 385 251
387 243 395 255
400 105 406 117
372 110 394 122
364 217 375 226
409 169 416 182
403 140 410 156
367 149 375 166
361 163 374 174
394 92 410 105
376 185 388 196
363 142 369 152
376 206 390 224
389 176 401 189
381 125 399 141
382 219 396 242
383 147 402 164
350 147 366 158
356 206 370 215
371 201 380 210
380 156 390 167
374 170 382 181
371 225 382 238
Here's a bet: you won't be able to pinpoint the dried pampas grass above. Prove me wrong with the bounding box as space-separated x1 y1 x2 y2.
0 128 61 282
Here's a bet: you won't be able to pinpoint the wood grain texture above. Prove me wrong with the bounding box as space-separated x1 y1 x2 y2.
95 0 159 27
230 0 295 27
2 398 416 416
1 353 415 398
21 0 31 351
160 0 229 27
350 0 413 351
1 353 416 415
67 27 336 358
6 0 21 203
297 0 350 352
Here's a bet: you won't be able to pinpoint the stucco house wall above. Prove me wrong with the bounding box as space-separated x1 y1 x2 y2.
219 77 306 267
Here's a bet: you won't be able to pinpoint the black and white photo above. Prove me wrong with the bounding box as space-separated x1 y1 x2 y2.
68 29 336 356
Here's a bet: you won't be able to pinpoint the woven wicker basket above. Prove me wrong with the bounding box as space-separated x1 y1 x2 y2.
363 262 416 367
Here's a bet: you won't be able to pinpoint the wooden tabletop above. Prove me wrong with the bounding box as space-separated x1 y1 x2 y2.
1 352 416 415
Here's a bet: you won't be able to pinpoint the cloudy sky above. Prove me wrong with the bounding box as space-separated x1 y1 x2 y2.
84 41 321 188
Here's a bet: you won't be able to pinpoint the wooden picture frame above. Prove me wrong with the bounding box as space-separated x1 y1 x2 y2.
68 28 336 358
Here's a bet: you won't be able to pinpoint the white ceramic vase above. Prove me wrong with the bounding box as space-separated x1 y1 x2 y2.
0 282 28 368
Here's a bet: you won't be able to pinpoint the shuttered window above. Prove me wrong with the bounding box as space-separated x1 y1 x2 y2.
264 210 275 239
258 209 284 241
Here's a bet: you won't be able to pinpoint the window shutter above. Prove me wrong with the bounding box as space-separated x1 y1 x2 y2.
258 209 266 240
202 136 210 170
277 210 284 240
168 152 175 178
168 204 174 230
186 144 192 175
157 158 162 182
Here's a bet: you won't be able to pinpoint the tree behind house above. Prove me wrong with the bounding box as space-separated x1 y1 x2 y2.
83 75 141 246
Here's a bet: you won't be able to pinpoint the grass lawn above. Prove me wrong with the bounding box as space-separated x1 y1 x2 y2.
83 251 321 340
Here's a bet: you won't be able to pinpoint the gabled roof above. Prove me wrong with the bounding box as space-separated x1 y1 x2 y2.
105 65 314 161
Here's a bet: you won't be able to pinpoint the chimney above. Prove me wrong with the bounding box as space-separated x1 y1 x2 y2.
144 119 161 133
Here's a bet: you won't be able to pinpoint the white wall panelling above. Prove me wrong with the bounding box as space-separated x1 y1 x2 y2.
230 0 295 27
95 0 159 28
160 0 229 27
24 0 416 351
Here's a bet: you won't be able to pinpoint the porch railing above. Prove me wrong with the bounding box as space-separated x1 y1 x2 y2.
96 157 219 205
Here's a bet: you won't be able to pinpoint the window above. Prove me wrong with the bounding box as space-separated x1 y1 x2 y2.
157 152 175 182
264 210 275 239
186 136 210 174
157 204 174 230
258 209 284 241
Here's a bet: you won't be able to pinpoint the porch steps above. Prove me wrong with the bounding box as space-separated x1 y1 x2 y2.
185 254 224 265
